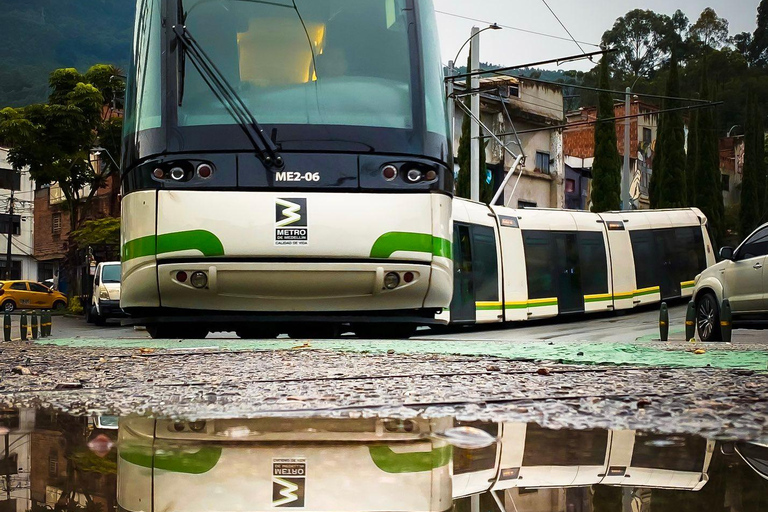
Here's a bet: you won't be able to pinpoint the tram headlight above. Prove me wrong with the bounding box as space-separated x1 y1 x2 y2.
197 163 213 179
190 271 208 289
384 272 400 290
406 169 423 183
152 168 165 179
170 167 186 181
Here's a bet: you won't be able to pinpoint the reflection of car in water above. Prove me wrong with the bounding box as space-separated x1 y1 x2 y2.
452 422 715 497
734 442 768 481
118 418 453 512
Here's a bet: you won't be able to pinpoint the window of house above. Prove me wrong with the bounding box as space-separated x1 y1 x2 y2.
0 214 21 236
722 174 730 191
518 200 537 209
52 213 62 233
565 178 576 193
48 450 59 477
534 152 550 174
0 169 21 191
643 127 652 147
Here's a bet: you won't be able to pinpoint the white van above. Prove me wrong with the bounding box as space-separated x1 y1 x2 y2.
86 261 124 325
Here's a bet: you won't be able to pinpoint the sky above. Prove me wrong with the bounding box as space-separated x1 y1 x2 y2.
435 0 762 72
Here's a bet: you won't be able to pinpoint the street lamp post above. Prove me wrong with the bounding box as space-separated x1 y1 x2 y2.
449 24 502 202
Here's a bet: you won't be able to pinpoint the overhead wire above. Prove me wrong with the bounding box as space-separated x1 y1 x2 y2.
539 0 587 56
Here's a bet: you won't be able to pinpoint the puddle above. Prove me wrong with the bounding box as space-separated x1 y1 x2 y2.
2 409 767 512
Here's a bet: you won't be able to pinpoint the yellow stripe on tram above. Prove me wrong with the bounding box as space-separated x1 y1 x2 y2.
634 286 661 297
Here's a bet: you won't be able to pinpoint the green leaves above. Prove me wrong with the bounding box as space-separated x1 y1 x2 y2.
590 58 622 213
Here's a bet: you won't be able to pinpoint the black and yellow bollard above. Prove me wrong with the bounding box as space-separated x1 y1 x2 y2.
721 299 732 343
3 313 10 342
685 301 696 341
42 310 50 337
659 302 669 341
20 311 28 341
31 311 38 340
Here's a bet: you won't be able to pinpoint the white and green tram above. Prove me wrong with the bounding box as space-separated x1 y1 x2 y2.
442 199 715 326
120 0 454 338
117 417 453 512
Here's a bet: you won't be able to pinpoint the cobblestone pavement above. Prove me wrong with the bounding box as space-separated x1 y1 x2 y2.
1 338 766 442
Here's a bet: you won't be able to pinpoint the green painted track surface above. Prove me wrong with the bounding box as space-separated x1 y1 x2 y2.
35 337 768 371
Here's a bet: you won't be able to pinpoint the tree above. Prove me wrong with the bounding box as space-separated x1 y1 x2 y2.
750 0 768 67
685 108 698 201
688 8 730 52
590 58 622 212
655 52 688 207
741 92 763 238
649 108 663 208
694 63 725 245
601 10 679 80
0 65 123 231
455 53 491 202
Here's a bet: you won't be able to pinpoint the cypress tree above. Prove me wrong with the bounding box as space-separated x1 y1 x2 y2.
741 91 762 238
656 52 688 208
455 52 492 202
756 105 767 221
694 63 725 245
685 108 698 201
590 57 622 212
649 110 663 208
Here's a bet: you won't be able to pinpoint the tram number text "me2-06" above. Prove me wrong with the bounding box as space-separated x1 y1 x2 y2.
276 172 321 182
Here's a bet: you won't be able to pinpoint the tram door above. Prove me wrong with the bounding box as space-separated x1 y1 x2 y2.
553 232 584 314
450 224 476 323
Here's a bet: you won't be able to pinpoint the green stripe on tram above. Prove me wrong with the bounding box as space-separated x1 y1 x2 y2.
368 445 452 473
370 232 452 259
120 445 222 474
123 230 225 261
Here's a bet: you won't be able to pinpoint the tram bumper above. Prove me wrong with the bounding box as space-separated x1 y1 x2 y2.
149 260 447 315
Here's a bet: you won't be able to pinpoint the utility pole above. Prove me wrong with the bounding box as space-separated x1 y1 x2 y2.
622 87 631 209
447 60 455 152
5 190 14 280
470 26 481 202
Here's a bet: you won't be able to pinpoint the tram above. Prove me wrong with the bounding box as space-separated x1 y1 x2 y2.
441 199 716 326
120 0 454 338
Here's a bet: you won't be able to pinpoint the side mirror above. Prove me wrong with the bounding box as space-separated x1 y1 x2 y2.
719 246 735 261
94 276 100 286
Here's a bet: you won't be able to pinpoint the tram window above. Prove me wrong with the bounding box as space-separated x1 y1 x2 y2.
471 225 499 302
522 425 608 467
630 230 656 289
178 0 414 130
453 422 499 475
630 434 707 472
126 0 162 132
523 231 555 299
577 232 608 295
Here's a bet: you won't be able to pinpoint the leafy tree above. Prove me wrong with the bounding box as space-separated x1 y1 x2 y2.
685 108 698 201
694 63 725 245
601 10 678 80
590 58 622 212
0 65 123 231
649 109 663 208
69 217 121 249
688 8 731 52
750 0 768 67
654 52 688 207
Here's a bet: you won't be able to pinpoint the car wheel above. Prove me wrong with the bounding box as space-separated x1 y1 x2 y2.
85 305 94 323
697 292 722 342
53 301 67 312
94 314 107 327
2 300 16 313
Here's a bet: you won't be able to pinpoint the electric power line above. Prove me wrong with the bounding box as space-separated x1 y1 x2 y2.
435 10 601 49
540 0 587 55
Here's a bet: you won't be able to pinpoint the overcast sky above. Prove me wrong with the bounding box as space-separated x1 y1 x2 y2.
435 0 761 72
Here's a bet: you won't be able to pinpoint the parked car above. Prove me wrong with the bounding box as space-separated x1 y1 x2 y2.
86 261 125 325
0 280 68 312
693 222 768 341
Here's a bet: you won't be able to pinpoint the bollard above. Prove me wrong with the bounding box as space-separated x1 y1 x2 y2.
659 302 669 342
42 311 50 337
20 311 28 341
31 311 38 340
685 301 696 341
721 299 732 343
3 313 10 342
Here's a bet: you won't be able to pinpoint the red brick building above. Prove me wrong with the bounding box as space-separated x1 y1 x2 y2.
563 101 660 209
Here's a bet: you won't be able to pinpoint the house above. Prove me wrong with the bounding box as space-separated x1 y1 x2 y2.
0 147 37 281
451 76 565 209
563 100 660 209
719 135 745 208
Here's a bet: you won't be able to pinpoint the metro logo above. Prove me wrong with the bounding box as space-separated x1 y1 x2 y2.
272 459 306 507
275 198 309 246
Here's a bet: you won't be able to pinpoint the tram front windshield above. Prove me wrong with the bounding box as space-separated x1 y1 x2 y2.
179 0 413 130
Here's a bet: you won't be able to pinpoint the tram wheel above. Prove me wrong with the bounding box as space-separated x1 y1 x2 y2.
286 323 341 339
354 324 416 339
236 325 279 339
147 324 209 339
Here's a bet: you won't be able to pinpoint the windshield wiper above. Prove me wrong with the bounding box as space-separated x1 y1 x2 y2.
173 2 284 169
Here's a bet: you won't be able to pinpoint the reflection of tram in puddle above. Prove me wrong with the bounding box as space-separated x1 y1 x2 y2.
452 422 715 498
117 418 453 512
